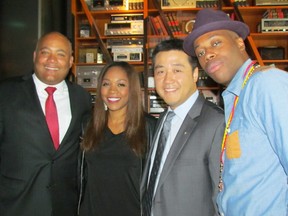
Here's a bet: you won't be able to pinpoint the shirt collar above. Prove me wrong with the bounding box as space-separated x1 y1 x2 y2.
33 73 67 94
223 59 252 97
168 90 199 120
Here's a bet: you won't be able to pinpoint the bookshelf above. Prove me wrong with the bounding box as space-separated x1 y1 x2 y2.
71 0 288 113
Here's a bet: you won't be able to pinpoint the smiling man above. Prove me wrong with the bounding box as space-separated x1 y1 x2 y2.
0 32 92 216
141 38 225 216
33 32 74 85
183 9 288 216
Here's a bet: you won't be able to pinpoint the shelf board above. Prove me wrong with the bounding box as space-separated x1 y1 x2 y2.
263 59 288 64
77 37 97 40
147 86 221 91
74 62 144 66
78 35 145 40
76 9 144 15
101 35 144 39
250 33 288 38
74 63 105 66
238 5 288 11
148 6 234 13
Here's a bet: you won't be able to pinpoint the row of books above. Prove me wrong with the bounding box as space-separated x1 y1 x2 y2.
165 13 182 35
262 9 288 19
148 13 182 36
148 15 167 36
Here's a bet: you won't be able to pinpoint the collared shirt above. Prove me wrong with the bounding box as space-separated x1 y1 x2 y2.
217 59 288 215
148 90 199 198
33 74 72 144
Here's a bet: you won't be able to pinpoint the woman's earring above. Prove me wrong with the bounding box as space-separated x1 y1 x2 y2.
104 103 108 111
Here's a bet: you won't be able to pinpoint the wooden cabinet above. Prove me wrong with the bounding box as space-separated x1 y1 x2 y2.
71 0 288 113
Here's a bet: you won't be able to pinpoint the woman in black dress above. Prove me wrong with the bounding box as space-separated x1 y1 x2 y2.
79 61 156 216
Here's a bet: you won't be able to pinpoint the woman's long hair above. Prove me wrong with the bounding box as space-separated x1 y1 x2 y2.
81 61 146 156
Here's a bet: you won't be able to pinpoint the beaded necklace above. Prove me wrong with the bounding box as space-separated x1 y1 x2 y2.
218 61 258 191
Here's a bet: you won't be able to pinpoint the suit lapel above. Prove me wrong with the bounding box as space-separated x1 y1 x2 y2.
57 81 87 156
20 75 56 154
156 96 205 191
57 80 84 156
60 81 74 145
21 75 44 117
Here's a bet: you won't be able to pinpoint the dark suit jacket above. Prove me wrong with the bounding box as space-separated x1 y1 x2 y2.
0 74 92 216
141 95 225 216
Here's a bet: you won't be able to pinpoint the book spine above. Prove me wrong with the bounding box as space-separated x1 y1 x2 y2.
156 15 168 35
171 13 182 35
148 16 157 35
165 13 177 36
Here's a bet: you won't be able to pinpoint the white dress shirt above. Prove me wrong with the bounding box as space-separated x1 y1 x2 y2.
33 74 72 144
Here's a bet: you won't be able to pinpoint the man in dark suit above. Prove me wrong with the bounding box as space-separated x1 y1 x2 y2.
0 32 92 216
141 38 225 216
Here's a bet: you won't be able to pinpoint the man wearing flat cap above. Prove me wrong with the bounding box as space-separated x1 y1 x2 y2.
184 8 288 216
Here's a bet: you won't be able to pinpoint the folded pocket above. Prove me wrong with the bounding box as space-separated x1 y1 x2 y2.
226 130 241 159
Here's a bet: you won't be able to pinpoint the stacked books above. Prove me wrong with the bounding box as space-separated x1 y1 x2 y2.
148 13 182 36
148 15 168 35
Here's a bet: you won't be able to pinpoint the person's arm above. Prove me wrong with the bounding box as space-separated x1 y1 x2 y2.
255 70 288 173
209 117 225 215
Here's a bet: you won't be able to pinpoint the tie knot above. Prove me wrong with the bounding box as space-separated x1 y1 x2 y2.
165 111 175 123
45 87 57 95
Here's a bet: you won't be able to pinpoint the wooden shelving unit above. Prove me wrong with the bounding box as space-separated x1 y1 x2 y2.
71 0 288 112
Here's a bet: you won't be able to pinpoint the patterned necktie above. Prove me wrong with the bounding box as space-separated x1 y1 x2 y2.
142 111 175 216
45 87 59 150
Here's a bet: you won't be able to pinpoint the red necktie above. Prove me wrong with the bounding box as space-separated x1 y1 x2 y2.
45 87 59 150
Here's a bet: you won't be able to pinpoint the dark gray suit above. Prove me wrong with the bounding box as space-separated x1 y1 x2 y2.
141 95 225 216
0 74 92 216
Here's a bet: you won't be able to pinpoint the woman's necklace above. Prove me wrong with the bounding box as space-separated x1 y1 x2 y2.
218 61 258 191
